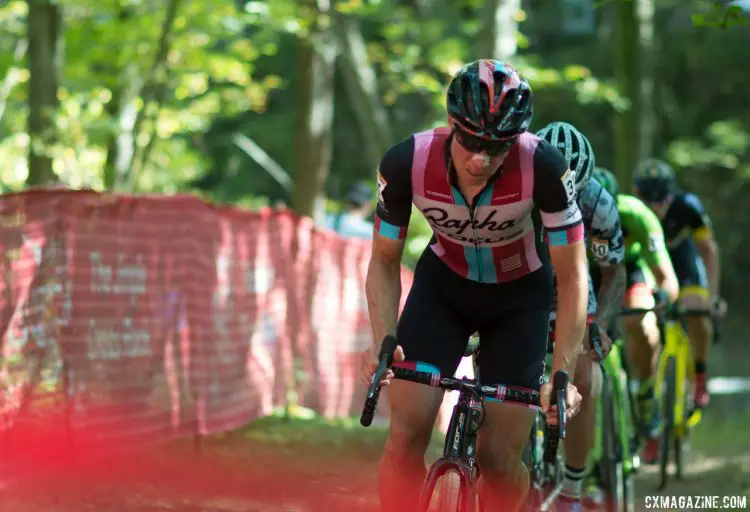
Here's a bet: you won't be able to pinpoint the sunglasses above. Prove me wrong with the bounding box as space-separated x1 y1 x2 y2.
454 129 517 156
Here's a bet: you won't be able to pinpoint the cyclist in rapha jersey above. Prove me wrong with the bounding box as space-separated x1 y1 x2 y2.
593 167 680 463
360 59 588 512
535 125 625 511
633 159 726 412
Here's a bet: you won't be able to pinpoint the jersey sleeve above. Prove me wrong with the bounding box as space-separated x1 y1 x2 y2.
589 186 625 266
683 193 712 241
632 200 671 269
532 139 584 246
374 136 414 240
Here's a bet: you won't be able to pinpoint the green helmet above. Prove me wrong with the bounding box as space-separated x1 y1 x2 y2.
535 121 595 192
592 167 619 197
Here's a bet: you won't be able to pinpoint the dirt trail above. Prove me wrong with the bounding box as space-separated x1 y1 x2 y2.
1 417 748 511
633 448 750 508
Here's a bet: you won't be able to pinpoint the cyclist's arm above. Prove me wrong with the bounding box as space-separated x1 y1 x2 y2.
366 137 414 347
596 264 625 330
637 205 680 301
534 140 587 376
589 186 626 330
685 193 721 297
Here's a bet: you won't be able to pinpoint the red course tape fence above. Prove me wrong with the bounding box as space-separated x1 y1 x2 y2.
0 189 472 483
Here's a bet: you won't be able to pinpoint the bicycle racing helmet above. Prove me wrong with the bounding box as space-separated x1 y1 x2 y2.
592 167 619 197
345 181 373 207
535 122 595 192
633 159 676 203
446 59 533 143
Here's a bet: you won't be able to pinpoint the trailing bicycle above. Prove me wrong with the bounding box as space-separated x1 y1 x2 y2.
361 335 570 512
587 322 637 512
620 302 718 491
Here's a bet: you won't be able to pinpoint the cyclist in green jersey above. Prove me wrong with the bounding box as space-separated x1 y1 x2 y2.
591 168 679 464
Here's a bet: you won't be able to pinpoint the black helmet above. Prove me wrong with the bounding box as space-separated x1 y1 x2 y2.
535 122 596 193
633 159 676 202
446 59 533 140
346 182 373 207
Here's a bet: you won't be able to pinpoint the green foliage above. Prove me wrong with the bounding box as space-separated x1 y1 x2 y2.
0 0 749 313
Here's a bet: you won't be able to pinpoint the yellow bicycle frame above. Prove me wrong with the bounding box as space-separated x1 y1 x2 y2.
654 320 699 437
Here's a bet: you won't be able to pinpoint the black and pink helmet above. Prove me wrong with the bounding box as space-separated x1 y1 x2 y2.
446 59 533 141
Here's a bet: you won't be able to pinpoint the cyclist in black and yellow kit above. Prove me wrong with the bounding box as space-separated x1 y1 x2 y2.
633 159 727 410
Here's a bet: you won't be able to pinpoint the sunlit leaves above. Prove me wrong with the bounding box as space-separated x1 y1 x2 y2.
668 120 750 171
692 1 750 28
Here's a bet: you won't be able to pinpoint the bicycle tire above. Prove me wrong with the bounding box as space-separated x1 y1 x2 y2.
674 379 693 480
600 374 625 512
522 414 544 511
616 366 636 512
435 471 462 512
659 356 677 492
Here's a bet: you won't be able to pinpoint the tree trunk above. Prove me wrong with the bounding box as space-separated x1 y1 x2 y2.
102 63 142 190
26 0 63 187
613 0 639 187
475 0 521 59
290 0 337 221
637 0 655 160
336 14 391 173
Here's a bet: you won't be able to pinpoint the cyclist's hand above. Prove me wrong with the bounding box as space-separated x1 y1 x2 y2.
540 381 582 425
711 296 728 319
589 326 613 362
359 344 405 386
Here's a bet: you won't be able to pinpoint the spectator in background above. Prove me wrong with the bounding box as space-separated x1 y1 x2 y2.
324 182 375 240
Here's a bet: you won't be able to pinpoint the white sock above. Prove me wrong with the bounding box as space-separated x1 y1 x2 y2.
562 464 585 500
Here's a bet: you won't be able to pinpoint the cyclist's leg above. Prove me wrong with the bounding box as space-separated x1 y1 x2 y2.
564 274 601 503
670 241 712 407
473 269 551 512
382 250 474 512
561 274 598 496
621 260 661 460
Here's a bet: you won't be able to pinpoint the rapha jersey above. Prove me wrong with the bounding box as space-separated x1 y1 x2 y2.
374 128 584 284
577 179 625 267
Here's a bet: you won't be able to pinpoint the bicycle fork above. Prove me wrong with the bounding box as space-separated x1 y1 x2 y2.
418 400 482 512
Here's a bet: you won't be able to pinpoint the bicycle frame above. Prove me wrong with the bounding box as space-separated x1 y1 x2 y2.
361 335 566 512
655 319 695 436
418 389 483 512
598 339 637 473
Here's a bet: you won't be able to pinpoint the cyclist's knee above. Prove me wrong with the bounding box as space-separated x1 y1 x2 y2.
476 444 525 479
386 386 441 456
623 293 657 337
622 313 645 336
385 427 431 459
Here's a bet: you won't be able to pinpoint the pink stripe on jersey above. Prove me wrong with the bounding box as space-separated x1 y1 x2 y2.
523 228 542 271
519 133 539 200
421 128 453 198
412 130 436 197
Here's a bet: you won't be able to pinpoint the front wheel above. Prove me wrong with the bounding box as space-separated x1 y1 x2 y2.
599 374 626 512
435 471 461 512
659 357 677 492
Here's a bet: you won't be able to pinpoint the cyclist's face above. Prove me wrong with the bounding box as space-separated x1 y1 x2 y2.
635 189 672 219
450 130 515 185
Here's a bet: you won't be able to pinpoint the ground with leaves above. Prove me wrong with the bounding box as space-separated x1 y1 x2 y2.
1 403 749 512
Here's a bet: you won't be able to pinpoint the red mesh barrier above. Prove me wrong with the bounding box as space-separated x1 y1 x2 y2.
0 189 448 478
